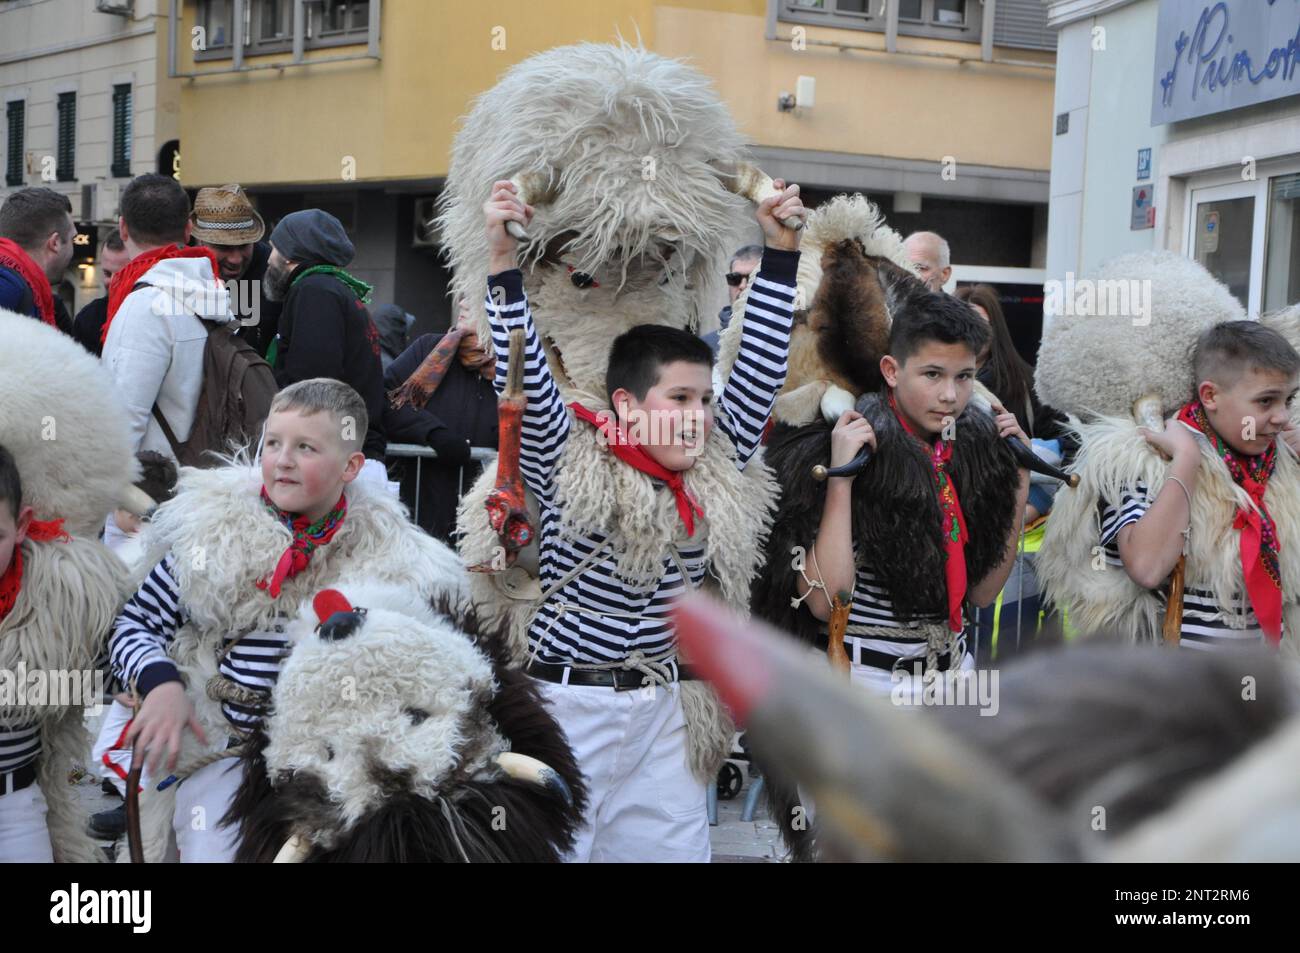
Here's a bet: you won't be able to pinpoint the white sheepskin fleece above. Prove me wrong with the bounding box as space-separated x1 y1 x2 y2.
0 309 138 536
1035 251 1245 420
436 40 753 399
714 192 915 409
1037 413 1300 649
264 579 503 839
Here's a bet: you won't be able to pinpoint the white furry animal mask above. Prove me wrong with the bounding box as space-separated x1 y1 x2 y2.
1034 250 1245 422
439 41 779 399
237 579 586 862
0 309 145 534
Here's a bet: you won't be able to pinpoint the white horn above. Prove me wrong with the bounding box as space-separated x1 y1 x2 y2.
1133 393 1164 432
504 171 557 242
712 161 806 231
119 485 158 519
272 833 311 863
494 751 573 805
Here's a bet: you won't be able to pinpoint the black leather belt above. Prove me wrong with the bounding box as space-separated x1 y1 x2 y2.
0 763 37 796
846 642 953 674
526 659 696 691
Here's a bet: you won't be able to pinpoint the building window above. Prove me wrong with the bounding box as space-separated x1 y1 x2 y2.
56 92 75 183
1264 173 1300 314
111 84 132 178
196 0 373 61
5 100 23 188
778 0 981 43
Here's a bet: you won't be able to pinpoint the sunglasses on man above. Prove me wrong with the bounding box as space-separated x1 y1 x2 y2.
725 272 752 288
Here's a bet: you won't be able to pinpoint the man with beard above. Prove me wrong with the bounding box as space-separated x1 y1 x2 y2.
385 298 499 541
263 208 387 462
190 185 282 357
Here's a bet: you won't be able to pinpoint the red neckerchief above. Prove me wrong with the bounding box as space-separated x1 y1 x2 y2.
0 518 71 623
888 390 968 633
0 237 56 327
255 489 348 598
569 401 704 536
1177 400 1282 645
102 244 221 345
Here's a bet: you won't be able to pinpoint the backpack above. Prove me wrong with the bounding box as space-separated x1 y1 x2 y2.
153 320 278 468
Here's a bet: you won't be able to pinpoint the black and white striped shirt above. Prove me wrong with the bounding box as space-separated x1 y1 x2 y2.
1099 483 1268 650
485 252 799 665
0 723 41 776
835 546 950 667
109 555 291 731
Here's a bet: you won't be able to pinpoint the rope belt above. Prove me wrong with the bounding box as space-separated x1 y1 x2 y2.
842 621 966 675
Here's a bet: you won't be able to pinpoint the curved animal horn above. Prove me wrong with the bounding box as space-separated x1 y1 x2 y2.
503 170 558 242
711 161 806 231
272 833 312 863
812 444 873 482
494 751 574 806
119 485 158 519
1133 393 1164 432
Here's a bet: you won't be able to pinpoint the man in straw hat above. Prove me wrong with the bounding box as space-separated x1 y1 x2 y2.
190 184 281 357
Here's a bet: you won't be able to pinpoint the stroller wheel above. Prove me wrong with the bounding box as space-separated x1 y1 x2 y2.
716 761 743 800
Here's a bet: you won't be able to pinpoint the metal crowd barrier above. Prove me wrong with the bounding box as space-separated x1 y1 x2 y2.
385 443 498 527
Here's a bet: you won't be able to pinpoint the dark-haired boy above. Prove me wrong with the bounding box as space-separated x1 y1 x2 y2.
791 280 1029 698
1101 321 1300 649
480 178 804 861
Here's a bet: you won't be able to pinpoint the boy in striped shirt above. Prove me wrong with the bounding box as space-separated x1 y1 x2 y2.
108 378 460 861
481 178 804 861
1101 322 1300 650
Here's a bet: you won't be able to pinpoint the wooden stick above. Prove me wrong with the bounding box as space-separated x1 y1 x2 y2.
827 592 853 674
124 694 144 863
1163 555 1187 646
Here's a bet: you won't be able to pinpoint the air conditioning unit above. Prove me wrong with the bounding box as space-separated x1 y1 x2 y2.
412 197 440 249
95 0 135 17
81 182 122 224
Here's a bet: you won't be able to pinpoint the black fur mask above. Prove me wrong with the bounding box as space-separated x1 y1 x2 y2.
753 389 1020 644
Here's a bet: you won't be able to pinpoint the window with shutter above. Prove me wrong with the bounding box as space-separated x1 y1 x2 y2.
992 0 1056 51
56 92 76 183
5 100 23 188
111 84 133 178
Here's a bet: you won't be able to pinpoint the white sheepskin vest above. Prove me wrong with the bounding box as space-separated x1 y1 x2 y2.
1038 415 1300 665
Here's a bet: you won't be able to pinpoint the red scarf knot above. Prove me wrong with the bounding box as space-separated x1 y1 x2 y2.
256 489 348 599
0 517 70 622
888 390 968 633
568 401 704 537
1177 400 1282 645
103 244 222 345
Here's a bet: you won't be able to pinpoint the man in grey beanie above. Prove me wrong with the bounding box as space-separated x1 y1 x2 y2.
265 209 387 459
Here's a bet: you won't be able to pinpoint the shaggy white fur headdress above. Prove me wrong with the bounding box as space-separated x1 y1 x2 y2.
0 309 140 535
437 40 757 398
1034 251 1246 421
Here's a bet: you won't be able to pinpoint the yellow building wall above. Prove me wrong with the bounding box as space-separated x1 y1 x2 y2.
178 0 1053 188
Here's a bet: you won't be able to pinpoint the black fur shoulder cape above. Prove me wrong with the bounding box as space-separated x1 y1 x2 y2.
752 390 1020 644
224 603 588 863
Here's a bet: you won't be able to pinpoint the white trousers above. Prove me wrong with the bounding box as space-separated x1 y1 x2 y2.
0 783 54 862
91 699 157 797
172 759 243 863
849 651 976 702
535 679 710 863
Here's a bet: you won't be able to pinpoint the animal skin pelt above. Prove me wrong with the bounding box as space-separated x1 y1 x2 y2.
753 390 1021 645
134 457 467 774
226 600 587 863
1 536 129 863
1037 413 1300 670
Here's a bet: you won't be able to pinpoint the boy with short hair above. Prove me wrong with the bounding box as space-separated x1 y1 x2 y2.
480 178 804 862
109 378 463 862
1101 321 1300 649
785 279 1029 696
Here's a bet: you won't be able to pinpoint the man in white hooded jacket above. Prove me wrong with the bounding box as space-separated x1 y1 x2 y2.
102 174 236 458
